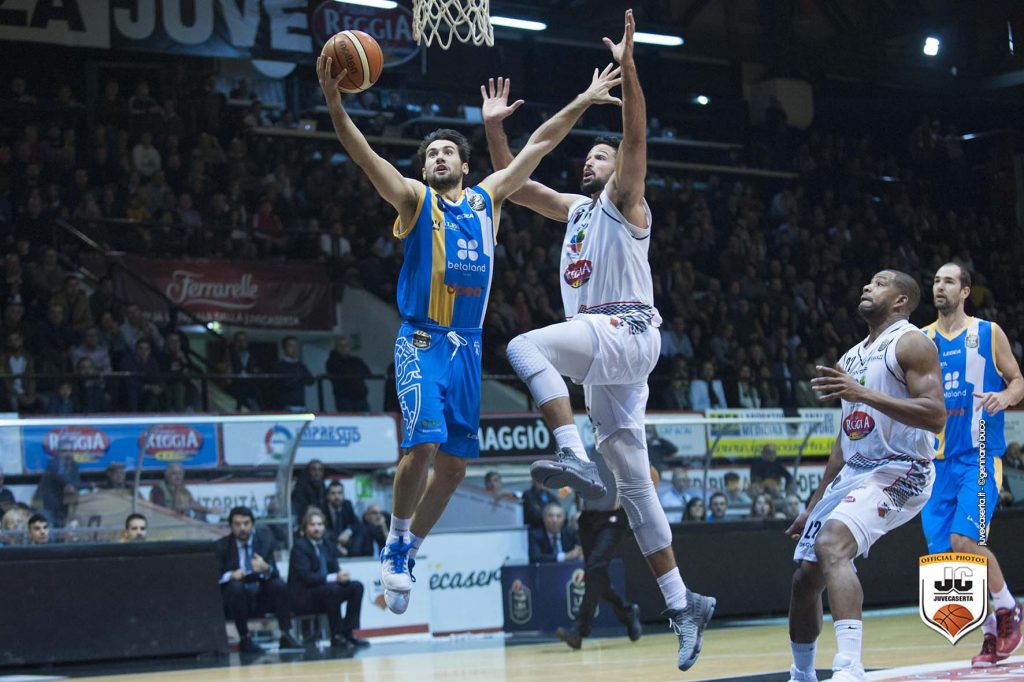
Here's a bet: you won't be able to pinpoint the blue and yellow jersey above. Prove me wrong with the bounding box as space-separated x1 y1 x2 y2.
922 317 1007 459
393 183 496 331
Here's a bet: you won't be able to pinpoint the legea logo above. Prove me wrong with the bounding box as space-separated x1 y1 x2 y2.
944 371 960 390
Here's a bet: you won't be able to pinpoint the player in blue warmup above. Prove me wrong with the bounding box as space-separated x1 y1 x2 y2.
317 56 622 614
921 262 1024 668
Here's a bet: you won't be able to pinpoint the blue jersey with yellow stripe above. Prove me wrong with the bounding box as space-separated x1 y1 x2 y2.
393 183 496 331
922 317 1007 459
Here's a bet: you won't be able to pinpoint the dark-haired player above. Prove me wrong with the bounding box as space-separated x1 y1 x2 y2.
317 56 623 614
787 270 945 681
482 9 715 672
921 262 1024 668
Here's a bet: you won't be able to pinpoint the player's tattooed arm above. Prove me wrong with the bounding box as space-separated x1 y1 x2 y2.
975 323 1024 414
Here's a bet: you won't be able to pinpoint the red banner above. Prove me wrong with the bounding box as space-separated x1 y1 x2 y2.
113 256 335 330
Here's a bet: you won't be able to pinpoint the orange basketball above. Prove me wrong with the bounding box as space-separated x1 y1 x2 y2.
932 603 975 637
322 30 383 94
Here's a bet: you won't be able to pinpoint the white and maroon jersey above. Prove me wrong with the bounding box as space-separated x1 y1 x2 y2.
559 188 662 332
837 319 936 465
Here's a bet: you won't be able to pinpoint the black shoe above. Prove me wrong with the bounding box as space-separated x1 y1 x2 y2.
330 635 355 655
279 632 303 649
619 603 642 642
556 626 582 650
238 636 263 654
344 632 371 648
530 447 606 499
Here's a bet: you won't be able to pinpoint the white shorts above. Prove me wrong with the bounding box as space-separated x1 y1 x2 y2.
793 456 934 564
574 314 660 446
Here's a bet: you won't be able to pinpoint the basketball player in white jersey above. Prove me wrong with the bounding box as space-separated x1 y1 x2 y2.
482 10 715 671
785 270 946 682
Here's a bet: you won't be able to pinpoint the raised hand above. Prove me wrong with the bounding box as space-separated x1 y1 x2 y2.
811 365 864 402
602 8 635 65
583 63 623 106
480 77 525 123
316 55 348 105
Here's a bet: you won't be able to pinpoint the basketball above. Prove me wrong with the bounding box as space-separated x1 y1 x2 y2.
932 604 975 637
322 30 383 94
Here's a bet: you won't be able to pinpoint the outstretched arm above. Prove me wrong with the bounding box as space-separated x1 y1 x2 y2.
316 56 420 227
482 65 621 205
481 77 601 222
603 9 648 228
976 323 1024 414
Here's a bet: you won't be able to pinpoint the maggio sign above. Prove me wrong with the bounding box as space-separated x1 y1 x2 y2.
0 0 421 66
114 255 334 330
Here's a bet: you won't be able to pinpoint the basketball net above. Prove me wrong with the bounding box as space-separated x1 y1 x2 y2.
413 0 494 49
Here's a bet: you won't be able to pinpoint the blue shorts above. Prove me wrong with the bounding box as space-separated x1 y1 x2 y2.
394 322 482 458
920 451 1002 553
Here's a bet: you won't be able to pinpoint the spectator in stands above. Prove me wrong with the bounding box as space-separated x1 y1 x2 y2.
781 494 803 521
28 248 65 301
645 425 678 472
749 444 794 495
123 513 147 541
326 336 370 412
34 301 77 378
99 462 129 491
118 338 165 412
131 132 161 178
707 492 728 522
684 497 706 522
528 502 582 563
0 465 15 515
1004 442 1022 470
291 459 328 527
2 331 46 412
522 479 559 530
215 506 300 654
748 493 777 521
227 331 261 411
483 471 520 503
149 462 220 519
119 303 163 352
48 381 75 414
659 369 691 410
660 316 694 359
272 336 312 411
730 364 762 409
73 356 110 412
0 301 28 342
34 449 84 527
288 508 367 652
50 275 93 333
27 513 49 545
70 326 112 374
89 276 116 323
659 467 703 523
323 480 357 549
1 505 31 543
723 472 751 508
251 197 286 255
690 361 728 410
162 331 198 412
349 504 389 557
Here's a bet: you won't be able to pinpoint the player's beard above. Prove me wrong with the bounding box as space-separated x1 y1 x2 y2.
580 174 606 196
428 168 462 194
933 295 959 315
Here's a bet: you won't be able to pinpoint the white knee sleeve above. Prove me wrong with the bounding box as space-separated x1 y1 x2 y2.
600 429 672 556
506 334 568 407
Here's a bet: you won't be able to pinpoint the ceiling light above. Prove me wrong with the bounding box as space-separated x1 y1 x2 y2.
334 0 398 8
923 36 940 56
634 32 684 46
491 16 547 31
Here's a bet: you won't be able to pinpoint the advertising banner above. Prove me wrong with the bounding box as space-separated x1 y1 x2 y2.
704 408 838 458
221 415 399 467
501 559 626 632
0 1 421 66
477 415 553 460
344 558 431 636
22 422 219 473
114 255 334 330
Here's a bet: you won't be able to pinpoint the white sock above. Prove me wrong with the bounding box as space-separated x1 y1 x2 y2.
553 424 589 462
408 532 424 560
388 515 411 545
656 568 688 611
833 620 863 668
791 640 817 674
982 612 998 636
992 584 1016 611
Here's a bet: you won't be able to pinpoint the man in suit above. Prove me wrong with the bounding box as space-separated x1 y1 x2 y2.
291 459 328 528
348 504 389 557
528 502 582 563
522 479 559 530
323 480 357 555
289 508 368 652
215 506 300 654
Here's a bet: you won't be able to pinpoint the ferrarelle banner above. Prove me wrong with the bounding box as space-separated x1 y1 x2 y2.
0 1 421 66
113 255 334 329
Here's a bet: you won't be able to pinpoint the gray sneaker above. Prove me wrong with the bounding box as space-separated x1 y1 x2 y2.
530 447 606 499
665 590 716 671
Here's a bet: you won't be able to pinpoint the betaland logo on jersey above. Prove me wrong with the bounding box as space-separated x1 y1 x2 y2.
563 259 593 288
843 410 875 440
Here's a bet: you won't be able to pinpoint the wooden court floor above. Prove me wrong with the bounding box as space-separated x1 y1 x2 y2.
54 613 996 681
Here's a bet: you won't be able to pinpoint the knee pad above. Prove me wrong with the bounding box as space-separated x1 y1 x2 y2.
600 430 672 556
506 334 568 406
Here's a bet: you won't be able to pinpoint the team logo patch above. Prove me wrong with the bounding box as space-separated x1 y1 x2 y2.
563 259 593 288
568 228 587 256
843 410 875 440
468 193 486 211
919 553 988 644
566 568 587 620
508 579 533 625
432 220 443 231
412 330 431 349
877 340 890 352
966 333 979 348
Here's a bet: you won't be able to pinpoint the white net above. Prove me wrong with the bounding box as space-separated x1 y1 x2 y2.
413 0 494 49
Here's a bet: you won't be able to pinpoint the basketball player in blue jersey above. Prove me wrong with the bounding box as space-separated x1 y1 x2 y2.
920 262 1024 668
482 10 716 672
317 55 623 614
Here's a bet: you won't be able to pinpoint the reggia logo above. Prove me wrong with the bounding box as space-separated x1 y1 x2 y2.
843 410 875 440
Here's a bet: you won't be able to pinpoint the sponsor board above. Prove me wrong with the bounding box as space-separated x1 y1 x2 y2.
704 408 838 458
660 463 827 500
477 416 552 459
22 422 218 473
919 552 988 644
222 416 399 467
341 557 431 635
501 559 626 632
